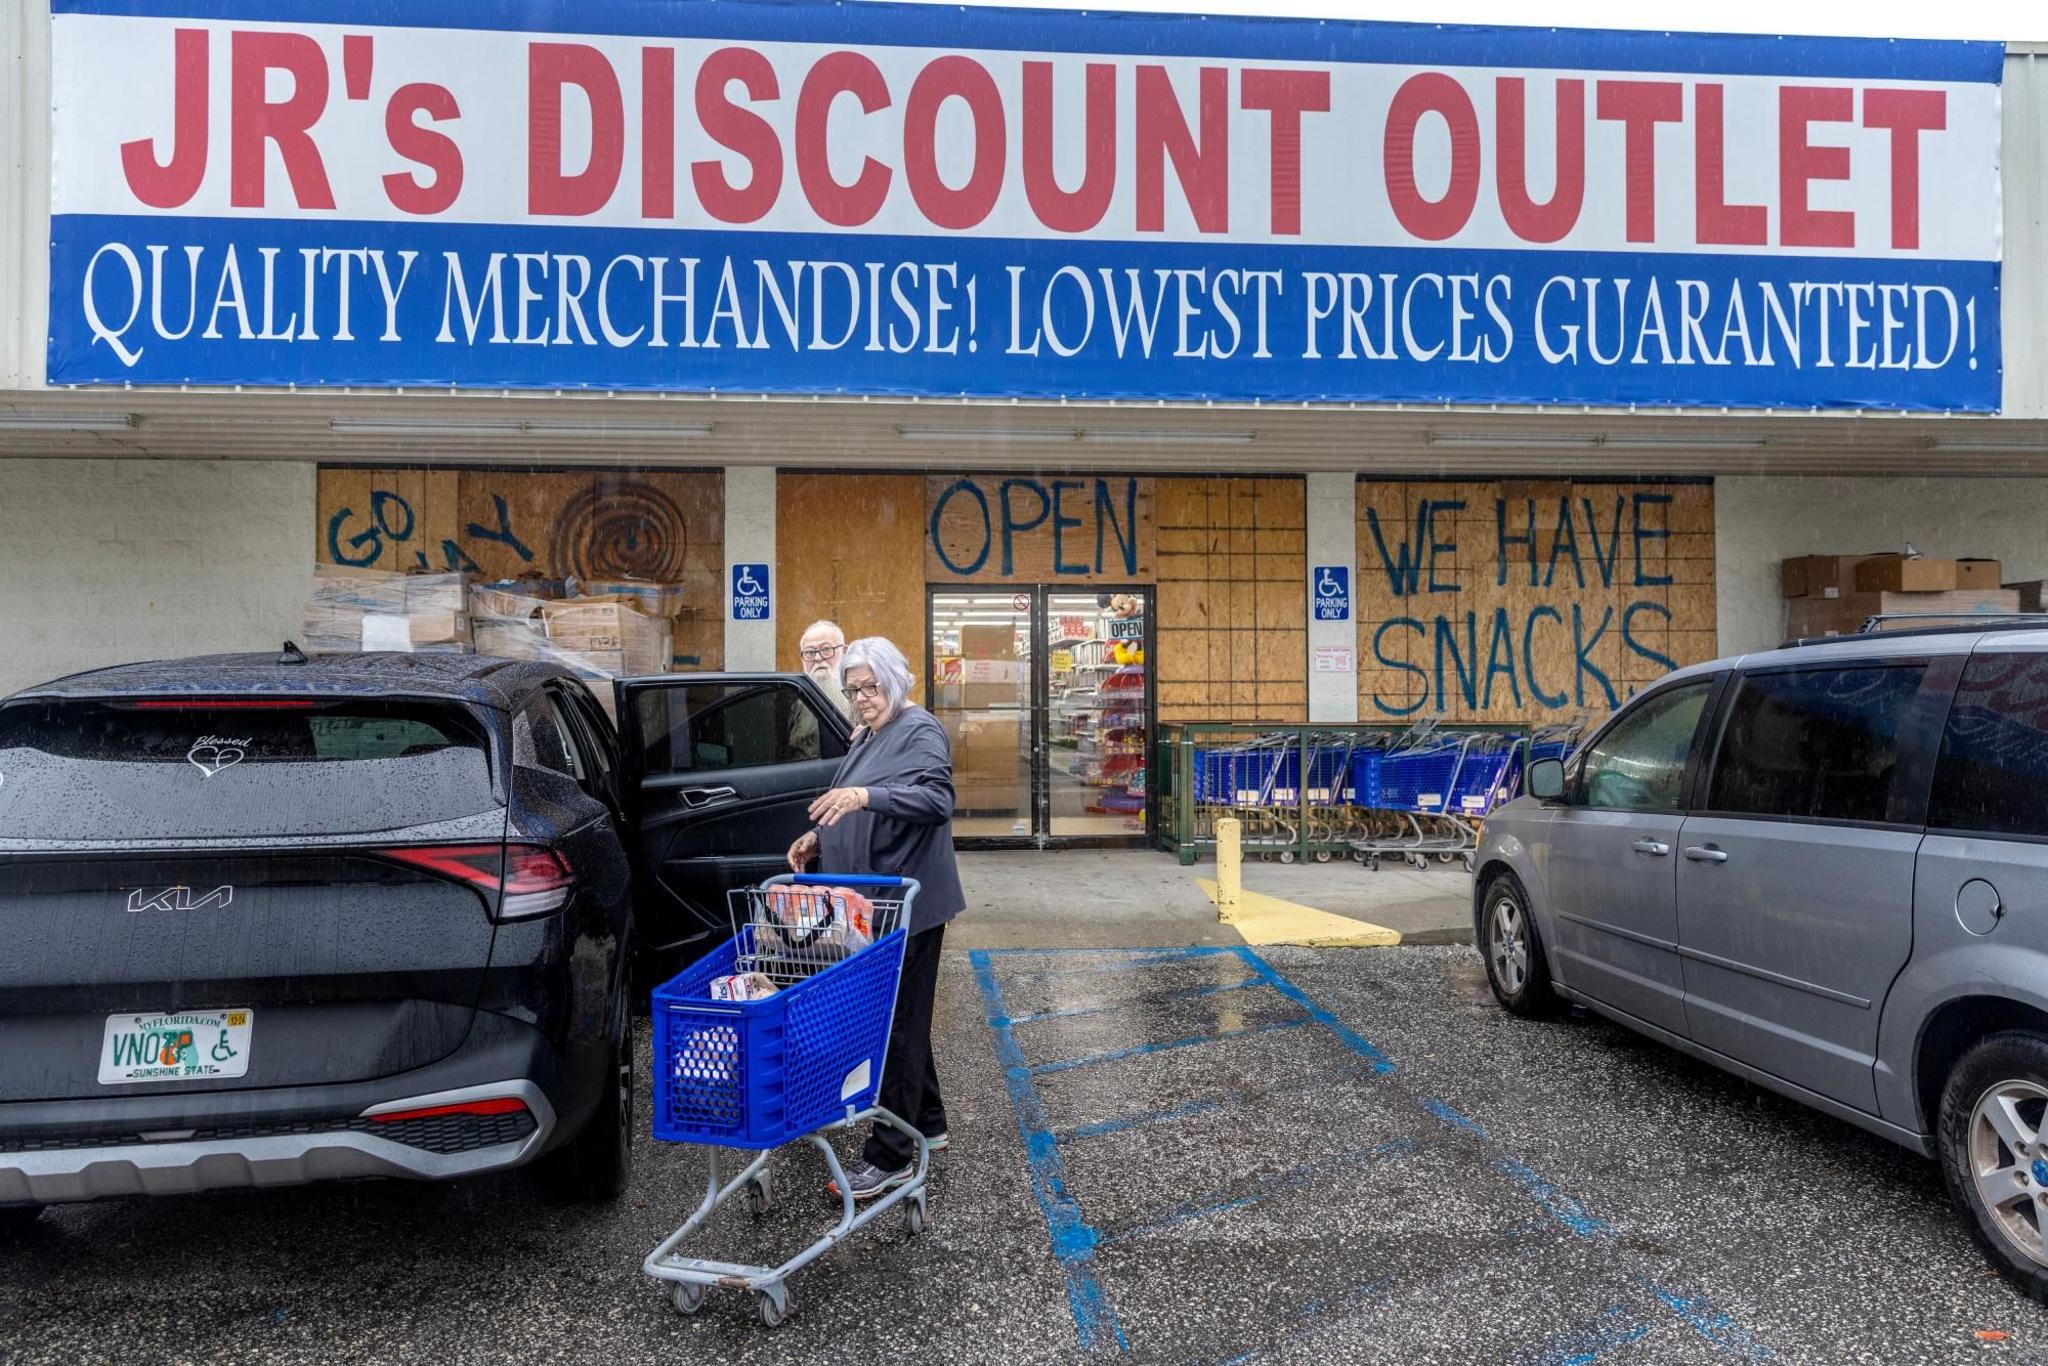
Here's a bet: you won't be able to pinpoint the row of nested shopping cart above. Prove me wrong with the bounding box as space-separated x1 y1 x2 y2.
1184 722 1581 872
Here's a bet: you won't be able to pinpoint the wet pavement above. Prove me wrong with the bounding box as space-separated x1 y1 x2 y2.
4 944 2046 1364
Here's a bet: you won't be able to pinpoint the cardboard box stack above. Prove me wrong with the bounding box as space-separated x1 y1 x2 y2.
945 624 1027 813
1781 552 2023 640
303 567 474 653
468 578 677 719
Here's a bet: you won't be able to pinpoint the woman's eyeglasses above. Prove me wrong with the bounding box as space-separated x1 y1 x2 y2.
800 645 844 663
840 682 882 702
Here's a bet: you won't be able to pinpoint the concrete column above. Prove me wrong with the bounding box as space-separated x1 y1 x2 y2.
723 465 777 671
1305 471 1358 723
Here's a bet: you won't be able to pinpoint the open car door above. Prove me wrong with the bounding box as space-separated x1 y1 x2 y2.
615 673 850 971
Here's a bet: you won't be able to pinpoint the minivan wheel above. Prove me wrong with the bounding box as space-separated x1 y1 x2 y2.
1480 873 1563 1019
1940 1032 2048 1301
538 1014 634 1204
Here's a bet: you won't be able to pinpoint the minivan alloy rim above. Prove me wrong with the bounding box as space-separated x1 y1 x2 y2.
1490 895 1528 995
1968 1078 2048 1268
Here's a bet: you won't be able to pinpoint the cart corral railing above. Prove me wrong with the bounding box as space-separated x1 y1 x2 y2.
1155 721 1585 869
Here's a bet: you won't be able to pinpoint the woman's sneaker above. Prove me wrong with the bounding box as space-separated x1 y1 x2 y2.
825 1159 912 1202
925 1130 950 1152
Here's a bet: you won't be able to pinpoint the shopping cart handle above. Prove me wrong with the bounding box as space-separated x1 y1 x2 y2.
786 873 916 890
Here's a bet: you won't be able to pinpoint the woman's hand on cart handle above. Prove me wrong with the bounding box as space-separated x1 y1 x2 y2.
808 787 870 827
787 829 821 873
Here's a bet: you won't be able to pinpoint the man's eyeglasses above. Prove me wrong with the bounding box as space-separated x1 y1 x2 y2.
840 682 882 702
800 645 845 663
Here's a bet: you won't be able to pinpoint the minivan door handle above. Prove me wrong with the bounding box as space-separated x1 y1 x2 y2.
1684 845 1729 864
680 786 739 810
1631 838 1671 857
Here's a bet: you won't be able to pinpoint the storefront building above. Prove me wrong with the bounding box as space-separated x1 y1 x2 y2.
1 0 2044 847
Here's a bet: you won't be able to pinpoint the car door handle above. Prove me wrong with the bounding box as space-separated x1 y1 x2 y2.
680 786 739 810
1684 846 1729 864
1631 839 1671 857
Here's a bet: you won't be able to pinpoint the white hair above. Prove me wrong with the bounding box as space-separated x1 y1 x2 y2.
840 637 914 719
800 620 844 644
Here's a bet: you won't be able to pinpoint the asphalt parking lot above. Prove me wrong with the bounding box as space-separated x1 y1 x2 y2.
4 944 2045 1364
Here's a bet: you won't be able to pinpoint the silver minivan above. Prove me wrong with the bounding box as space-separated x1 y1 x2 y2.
1475 624 2048 1298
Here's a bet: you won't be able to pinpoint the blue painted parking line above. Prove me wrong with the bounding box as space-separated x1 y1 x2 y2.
1233 948 1396 1076
1515 1305 1653 1366
969 952 1126 1355
1099 1138 1420 1246
1052 1061 1383 1145
973 943 1773 1361
1641 1280 1774 1360
1056 1097 1225 1143
1005 975 1264 1026
985 945 1241 976
1422 1098 1610 1237
1027 1016 1314 1076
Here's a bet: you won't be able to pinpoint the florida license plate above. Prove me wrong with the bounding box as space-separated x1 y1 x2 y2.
98 1009 254 1085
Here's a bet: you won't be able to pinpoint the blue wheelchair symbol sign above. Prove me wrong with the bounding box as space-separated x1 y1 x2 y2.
1313 566 1350 622
731 563 771 621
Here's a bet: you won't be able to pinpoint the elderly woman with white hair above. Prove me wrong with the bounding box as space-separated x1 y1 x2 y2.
786 636 966 1201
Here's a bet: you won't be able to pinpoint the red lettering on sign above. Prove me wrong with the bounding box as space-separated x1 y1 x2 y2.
642 47 676 219
1241 68 1330 236
1022 61 1115 234
230 30 335 210
691 47 782 225
905 56 1005 230
1779 85 1855 248
1595 79 1682 244
1385 73 1479 241
1135 65 1228 234
527 43 624 216
382 83 463 215
1863 87 1946 250
1694 84 1766 245
796 51 892 227
1495 76 1585 244
121 27 209 209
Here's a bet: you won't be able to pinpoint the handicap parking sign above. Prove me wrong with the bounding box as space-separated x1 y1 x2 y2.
1313 566 1350 621
731 563 771 621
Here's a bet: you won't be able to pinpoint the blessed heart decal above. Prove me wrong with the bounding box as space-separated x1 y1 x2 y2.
187 735 251 779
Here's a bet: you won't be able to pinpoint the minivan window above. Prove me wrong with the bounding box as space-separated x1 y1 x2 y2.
1577 681 1711 811
1928 654 2048 839
632 682 844 774
0 699 496 840
1707 666 1927 825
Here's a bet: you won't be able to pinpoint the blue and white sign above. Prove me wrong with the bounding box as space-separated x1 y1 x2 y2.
44 0 2004 411
1313 566 1351 622
730 563 770 622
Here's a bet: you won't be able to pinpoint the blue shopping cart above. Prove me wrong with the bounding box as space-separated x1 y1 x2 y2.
642 874 930 1327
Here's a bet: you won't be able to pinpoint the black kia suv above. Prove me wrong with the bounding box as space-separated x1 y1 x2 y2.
0 650 850 1229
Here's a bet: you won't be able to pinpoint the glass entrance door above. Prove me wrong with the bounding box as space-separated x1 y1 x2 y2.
929 587 1153 847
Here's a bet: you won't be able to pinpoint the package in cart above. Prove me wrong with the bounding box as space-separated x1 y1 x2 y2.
709 972 779 1002
759 884 875 957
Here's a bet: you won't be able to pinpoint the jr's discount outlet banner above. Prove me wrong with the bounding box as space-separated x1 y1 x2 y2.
48 0 2004 409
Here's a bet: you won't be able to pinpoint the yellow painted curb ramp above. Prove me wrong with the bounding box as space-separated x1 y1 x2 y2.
1196 878 1403 949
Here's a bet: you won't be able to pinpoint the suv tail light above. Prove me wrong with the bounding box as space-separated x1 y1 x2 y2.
380 844 574 921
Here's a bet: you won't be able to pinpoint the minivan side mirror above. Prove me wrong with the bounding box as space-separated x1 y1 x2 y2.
1526 757 1566 802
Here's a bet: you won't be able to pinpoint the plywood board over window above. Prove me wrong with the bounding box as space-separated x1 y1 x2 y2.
778 473 928 695
1155 477 1308 723
315 467 724 668
1355 480 1716 726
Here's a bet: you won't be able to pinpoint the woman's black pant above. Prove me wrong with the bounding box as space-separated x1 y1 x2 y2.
863 924 947 1170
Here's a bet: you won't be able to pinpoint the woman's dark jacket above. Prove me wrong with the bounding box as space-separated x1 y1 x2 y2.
815 703 967 934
